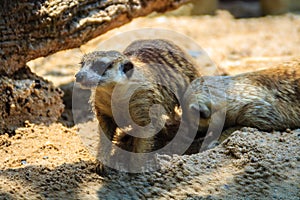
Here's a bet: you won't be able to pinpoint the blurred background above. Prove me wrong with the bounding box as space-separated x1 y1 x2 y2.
169 0 300 17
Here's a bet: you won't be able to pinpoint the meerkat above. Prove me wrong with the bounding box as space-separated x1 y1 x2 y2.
75 39 200 172
183 61 300 152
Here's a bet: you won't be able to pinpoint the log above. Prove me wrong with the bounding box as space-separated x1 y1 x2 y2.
0 0 190 75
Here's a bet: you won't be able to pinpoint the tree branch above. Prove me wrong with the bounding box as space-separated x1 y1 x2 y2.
0 0 190 75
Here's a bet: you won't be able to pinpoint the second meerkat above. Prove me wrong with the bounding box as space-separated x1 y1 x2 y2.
76 39 201 157
184 61 300 140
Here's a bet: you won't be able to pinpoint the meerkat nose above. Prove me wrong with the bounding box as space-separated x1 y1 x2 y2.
75 71 86 82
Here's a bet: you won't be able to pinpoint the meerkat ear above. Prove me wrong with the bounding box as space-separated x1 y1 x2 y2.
122 61 134 78
190 103 211 119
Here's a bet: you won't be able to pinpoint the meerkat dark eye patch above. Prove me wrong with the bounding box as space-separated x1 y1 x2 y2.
91 60 110 75
122 61 134 78
106 63 113 69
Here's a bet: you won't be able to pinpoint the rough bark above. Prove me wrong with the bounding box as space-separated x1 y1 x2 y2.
0 0 190 75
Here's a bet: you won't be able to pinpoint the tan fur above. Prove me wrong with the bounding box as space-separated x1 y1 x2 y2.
78 39 200 156
184 60 300 138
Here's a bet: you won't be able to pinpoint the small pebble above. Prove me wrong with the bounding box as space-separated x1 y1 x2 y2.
223 184 230 190
245 166 256 174
250 156 258 163
278 137 286 142
21 160 27 165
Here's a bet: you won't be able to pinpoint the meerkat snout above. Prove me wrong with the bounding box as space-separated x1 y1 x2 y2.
75 71 86 82
75 68 102 89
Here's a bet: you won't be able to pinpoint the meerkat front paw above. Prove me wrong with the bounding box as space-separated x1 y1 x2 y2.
94 160 118 177
95 161 107 176
189 102 211 119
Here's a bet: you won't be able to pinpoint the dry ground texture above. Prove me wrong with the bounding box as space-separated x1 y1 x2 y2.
1 11 300 199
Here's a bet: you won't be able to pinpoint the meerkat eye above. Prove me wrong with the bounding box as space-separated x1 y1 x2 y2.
121 62 134 78
90 60 109 75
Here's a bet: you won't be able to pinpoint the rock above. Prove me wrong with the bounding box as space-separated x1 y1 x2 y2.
0 66 64 134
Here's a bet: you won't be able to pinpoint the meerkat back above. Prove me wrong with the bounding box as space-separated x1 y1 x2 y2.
124 39 201 82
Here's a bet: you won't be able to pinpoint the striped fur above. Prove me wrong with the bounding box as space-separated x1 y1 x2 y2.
78 39 201 157
184 60 300 136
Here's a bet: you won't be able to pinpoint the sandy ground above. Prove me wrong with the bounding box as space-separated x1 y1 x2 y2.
1 11 300 199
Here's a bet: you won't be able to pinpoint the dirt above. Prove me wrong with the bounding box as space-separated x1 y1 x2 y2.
1 11 300 199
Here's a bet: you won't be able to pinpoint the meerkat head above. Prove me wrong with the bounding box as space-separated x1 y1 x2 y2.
75 51 134 89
